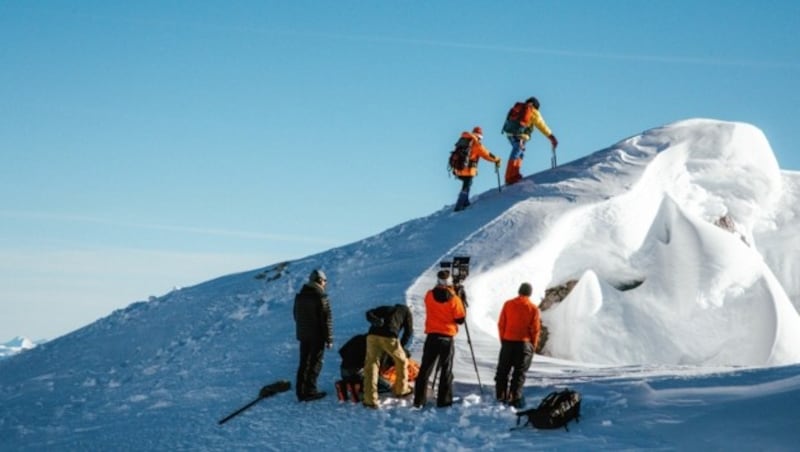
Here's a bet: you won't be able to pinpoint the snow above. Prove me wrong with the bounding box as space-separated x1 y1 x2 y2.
2 119 800 450
0 336 38 359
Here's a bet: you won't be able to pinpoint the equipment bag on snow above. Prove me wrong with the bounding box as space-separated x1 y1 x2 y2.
448 136 474 175
502 102 534 136
514 389 581 431
218 380 291 425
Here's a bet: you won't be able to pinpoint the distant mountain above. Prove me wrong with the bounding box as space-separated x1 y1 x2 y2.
0 336 43 360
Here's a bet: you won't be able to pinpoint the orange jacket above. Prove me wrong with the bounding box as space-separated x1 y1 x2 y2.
424 285 466 337
453 132 500 178
498 295 541 347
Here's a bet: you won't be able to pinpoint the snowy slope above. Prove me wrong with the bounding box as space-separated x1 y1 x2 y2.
2 119 799 451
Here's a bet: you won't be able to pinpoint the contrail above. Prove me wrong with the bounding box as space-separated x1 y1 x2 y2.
284 31 799 70
26 7 800 70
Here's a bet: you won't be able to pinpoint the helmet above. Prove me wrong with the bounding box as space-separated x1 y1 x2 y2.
526 97 540 109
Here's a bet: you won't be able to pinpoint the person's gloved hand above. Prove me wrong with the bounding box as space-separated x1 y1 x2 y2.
495 159 501 169
548 134 558 149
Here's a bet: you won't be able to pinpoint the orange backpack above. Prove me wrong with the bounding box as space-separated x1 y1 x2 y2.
502 102 534 135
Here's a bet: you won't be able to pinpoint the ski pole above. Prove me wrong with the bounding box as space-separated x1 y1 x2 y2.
495 162 502 192
551 146 557 169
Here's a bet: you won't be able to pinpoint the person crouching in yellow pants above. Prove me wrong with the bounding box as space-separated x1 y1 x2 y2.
362 304 413 408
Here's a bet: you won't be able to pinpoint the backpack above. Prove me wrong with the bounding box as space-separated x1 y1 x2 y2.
448 136 474 175
502 102 535 136
514 389 581 431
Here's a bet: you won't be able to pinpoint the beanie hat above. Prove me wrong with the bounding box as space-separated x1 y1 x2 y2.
472 126 483 139
518 282 533 296
309 269 327 283
437 269 452 286
526 97 540 109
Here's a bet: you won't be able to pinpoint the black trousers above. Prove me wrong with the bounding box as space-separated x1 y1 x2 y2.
296 340 325 399
459 176 473 193
455 176 474 210
413 334 455 407
494 340 534 402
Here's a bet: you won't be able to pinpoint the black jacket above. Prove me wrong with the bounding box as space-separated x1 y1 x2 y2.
293 282 333 344
338 334 367 370
366 304 413 347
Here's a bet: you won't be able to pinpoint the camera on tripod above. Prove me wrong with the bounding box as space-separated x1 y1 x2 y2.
439 256 470 287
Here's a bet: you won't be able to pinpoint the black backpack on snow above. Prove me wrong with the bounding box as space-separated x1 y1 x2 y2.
448 136 474 175
514 389 581 431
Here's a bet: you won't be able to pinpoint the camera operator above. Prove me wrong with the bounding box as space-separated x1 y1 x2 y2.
413 269 466 408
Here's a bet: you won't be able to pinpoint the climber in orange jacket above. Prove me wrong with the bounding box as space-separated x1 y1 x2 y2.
502 97 558 185
494 282 541 408
453 126 501 212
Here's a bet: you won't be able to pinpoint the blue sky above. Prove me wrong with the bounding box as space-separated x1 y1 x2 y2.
1 0 798 340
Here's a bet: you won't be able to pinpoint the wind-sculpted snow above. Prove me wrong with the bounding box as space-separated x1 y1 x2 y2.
1 119 799 450
439 119 800 367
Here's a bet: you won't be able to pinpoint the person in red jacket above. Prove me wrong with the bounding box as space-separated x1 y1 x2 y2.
453 126 501 212
413 269 467 408
494 282 541 408
502 97 558 185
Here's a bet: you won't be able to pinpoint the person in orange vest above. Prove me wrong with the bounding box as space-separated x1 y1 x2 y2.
494 282 541 408
452 126 501 212
413 269 467 408
501 97 558 185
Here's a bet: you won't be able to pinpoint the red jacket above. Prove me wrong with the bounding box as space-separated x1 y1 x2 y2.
453 132 500 178
498 295 541 348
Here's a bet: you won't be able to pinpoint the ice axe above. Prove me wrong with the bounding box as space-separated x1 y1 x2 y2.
495 161 502 192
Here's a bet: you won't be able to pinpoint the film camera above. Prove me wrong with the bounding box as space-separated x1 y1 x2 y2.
439 256 470 285
440 256 470 302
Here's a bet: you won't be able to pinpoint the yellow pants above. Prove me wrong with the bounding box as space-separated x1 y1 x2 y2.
363 335 409 406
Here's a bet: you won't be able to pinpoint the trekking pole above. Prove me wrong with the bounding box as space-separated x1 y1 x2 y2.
495 163 502 192
551 146 558 169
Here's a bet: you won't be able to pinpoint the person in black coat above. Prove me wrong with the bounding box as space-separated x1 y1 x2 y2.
293 269 333 402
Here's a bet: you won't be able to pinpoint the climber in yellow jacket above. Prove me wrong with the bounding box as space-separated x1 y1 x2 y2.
502 97 558 185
